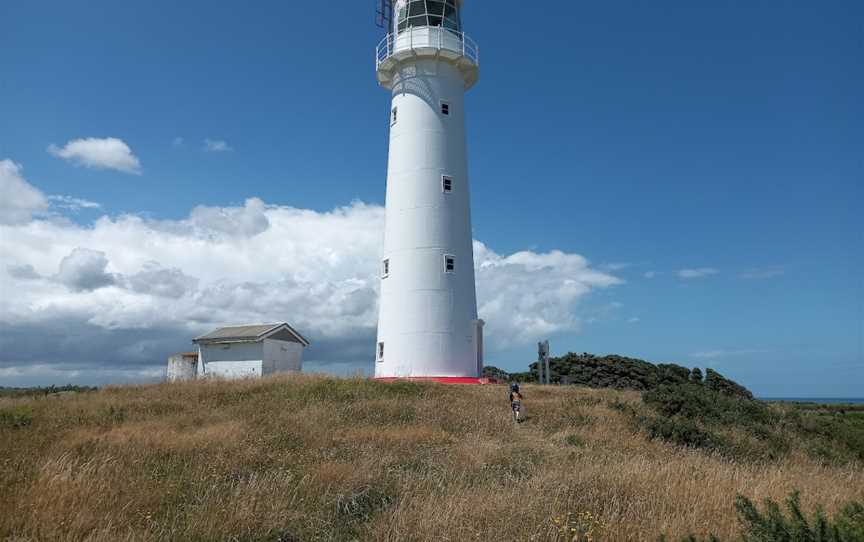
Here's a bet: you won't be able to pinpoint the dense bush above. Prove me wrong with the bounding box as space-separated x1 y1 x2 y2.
514 352 755 400
636 383 863 463
636 383 783 458
481 365 511 380
666 492 864 542
705 368 754 400
642 415 718 449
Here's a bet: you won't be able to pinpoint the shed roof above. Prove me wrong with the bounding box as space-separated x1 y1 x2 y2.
193 323 310 346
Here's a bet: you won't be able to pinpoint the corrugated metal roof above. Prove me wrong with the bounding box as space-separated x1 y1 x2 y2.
192 323 310 346
193 324 281 343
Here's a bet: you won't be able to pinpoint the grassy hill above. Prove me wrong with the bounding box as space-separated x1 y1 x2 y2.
1 376 862 541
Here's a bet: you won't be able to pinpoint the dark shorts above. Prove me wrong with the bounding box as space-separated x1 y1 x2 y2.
511 401 521 412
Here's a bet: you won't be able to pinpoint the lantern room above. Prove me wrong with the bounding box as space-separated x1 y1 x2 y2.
394 0 462 33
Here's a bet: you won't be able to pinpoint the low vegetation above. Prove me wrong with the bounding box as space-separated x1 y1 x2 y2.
0 384 97 399
1 375 862 541
666 491 864 542
487 352 752 399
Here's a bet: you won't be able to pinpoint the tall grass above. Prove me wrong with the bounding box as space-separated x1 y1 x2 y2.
1 376 861 541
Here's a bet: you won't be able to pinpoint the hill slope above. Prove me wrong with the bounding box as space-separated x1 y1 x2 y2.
1 376 862 541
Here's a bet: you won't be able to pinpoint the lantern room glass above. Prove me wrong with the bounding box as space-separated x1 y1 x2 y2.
395 0 462 33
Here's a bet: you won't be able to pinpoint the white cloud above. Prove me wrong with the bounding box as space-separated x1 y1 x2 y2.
643 271 658 279
56 248 117 291
127 262 198 298
0 195 622 383
739 267 784 280
48 137 142 174
0 160 48 225
690 348 771 360
172 137 185 147
627 317 641 324
678 268 719 279
475 244 622 347
188 197 269 237
48 195 101 211
203 139 232 152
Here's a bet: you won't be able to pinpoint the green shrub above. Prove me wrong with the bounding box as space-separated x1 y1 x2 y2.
640 383 863 463
643 383 773 427
0 406 33 428
565 434 586 447
643 415 718 449
705 369 754 400
667 492 864 542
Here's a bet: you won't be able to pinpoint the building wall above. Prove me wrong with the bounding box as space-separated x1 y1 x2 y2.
200 342 264 380
167 355 197 382
198 340 303 379
262 339 303 375
205 360 264 379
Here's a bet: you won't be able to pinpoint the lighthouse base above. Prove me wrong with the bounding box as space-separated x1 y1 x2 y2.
374 376 497 385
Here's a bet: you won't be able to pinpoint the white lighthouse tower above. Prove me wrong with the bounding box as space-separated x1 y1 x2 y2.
374 0 484 381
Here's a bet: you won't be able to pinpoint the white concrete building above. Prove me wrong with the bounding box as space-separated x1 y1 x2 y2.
167 352 198 382
193 323 309 380
374 0 484 381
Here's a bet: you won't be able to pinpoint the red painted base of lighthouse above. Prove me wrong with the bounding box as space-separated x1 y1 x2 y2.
374 377 497 385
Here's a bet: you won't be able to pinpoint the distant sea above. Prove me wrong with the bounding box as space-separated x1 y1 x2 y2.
761 397 864 405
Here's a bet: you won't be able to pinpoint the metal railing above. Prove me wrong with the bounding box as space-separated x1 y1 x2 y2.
376 27 479 70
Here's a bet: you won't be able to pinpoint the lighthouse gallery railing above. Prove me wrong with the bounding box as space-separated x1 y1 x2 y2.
376 27 479 69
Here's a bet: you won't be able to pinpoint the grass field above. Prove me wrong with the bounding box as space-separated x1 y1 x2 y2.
1 376 862 541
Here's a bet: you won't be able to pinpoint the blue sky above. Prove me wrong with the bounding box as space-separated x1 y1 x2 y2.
1 1 861 396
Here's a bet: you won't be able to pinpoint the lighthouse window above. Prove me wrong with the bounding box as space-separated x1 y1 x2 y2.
397 0 462 32
440 101 450 116
391 107 398 126
382 258 390 278
442 175 453 193
377 342 385 361
444 255 455 273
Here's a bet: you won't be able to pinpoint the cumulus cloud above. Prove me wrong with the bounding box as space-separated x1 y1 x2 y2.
56 248 118 291
475 244 623 347
48 137 142 174
0 160 48 225
188 197 270 237
678 268 719 279
203 139 232 152
7 264 41 280
0 195 621 384
127 262 198 298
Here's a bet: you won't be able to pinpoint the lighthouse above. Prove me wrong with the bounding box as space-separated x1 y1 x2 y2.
374 0 484 381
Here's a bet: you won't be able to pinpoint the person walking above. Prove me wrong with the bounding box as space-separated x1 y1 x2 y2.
509 383 523 422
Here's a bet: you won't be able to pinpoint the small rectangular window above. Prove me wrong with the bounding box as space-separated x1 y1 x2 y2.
440 101 450 116
382 258 390 278
391 107 398 125
377 342 385 361
444 255 455 273
442 175 453 193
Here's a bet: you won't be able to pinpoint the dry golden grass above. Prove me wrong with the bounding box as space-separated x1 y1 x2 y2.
0 375 861 541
